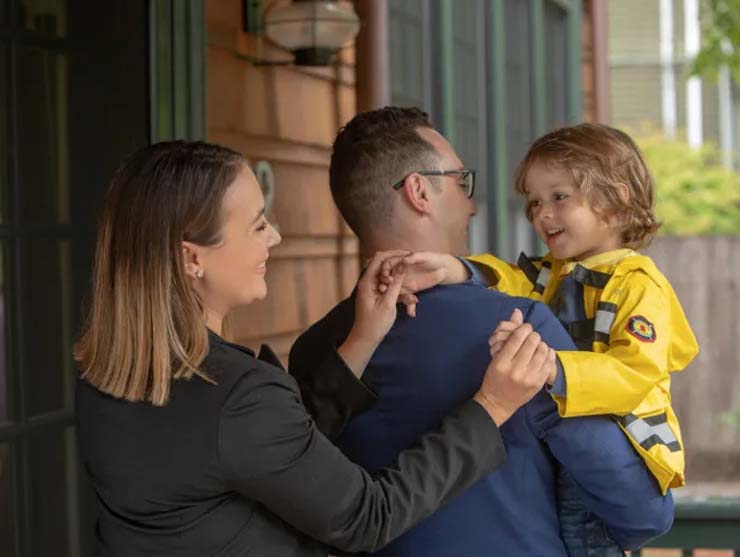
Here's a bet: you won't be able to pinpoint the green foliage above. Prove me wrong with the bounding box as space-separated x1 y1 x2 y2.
692 0 740 85
635 133 740 235
721 400 740 428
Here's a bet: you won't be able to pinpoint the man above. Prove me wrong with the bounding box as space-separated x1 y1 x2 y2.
290 107 673 556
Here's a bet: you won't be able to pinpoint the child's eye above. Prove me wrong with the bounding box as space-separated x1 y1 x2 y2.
256 218 269 232
554 192 569 201
527 200 541 210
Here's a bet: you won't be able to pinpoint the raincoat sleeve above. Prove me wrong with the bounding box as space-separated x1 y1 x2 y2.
466 253 535 297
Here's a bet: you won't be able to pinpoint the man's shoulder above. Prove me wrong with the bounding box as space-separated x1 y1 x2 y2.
418 282 539 320
420 283 577 351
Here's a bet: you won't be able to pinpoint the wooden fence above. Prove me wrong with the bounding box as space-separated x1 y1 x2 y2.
645 236 740 481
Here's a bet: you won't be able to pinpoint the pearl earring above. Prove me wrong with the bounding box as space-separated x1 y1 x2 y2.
196 269 204 279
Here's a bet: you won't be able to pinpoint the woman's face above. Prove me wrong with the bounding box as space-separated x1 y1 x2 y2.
187 165 281 321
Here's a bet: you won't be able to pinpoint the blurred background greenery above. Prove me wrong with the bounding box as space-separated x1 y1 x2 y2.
635 132 740 235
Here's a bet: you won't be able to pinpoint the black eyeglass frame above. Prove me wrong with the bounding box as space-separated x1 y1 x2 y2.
392 169 476 199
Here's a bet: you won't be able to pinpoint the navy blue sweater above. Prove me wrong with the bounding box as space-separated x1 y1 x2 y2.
290 281 673 557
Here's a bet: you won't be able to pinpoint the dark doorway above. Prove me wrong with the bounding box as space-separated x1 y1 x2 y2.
0 1 149 555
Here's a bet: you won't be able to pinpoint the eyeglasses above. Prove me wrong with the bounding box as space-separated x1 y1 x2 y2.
392 169 476 199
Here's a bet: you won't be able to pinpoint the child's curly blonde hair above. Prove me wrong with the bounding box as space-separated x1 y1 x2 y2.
514 123 661 250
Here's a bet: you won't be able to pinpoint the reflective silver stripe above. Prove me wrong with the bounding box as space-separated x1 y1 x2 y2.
594 308 616 335
651 422 678 444
536 266 550 289
620 413 681 452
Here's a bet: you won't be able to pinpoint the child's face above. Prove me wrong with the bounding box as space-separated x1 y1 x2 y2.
524 161 623 261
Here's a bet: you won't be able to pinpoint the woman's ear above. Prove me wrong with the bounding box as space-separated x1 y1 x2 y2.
182 241 203 279
402 173 433 215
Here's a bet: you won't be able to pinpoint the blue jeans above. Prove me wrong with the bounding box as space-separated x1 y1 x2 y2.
558 467 626 557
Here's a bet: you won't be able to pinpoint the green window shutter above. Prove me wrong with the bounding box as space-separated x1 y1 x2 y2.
503 0 539 258
388 0 428 109
149 0 206 142
565 0 582 124
543 0 582 128
545 0 569 129
452 0 483 173
487 0 511 259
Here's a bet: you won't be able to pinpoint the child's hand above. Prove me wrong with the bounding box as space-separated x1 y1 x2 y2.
489 309 558 386
377 252 469 296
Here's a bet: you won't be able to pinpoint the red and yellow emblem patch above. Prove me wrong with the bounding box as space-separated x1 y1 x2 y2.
626 315 656 343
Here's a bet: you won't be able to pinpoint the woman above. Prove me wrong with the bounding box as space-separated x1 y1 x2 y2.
75 141 552 556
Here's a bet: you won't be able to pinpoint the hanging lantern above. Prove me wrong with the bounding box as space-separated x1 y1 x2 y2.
263 0 361 66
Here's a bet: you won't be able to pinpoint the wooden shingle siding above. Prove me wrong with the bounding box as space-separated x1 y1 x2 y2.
206 0 359 364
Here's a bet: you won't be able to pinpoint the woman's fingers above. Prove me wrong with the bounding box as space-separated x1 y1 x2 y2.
493 322 534 363
526 341 550 380
510 330 542 376
384 266 407 302
360 250 411 292
489 330 513 346
488 322 518 347
381 255 407 280
495 320 520 333
508 308 524 325
476 324 550 426
351 251 412 347
377 253 415 293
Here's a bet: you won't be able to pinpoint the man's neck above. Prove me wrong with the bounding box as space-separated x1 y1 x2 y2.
360 236 453 262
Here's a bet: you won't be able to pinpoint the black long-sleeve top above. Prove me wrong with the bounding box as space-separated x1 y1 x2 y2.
76 330 505 556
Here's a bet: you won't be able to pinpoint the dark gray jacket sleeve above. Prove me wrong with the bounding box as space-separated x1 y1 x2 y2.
291 345 377 440
288 297 374 440
218 363 506 554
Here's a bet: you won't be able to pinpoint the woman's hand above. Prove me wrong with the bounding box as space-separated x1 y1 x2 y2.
378 252 469 295
337 251 413 378
488 309 558 386
474 309 557 426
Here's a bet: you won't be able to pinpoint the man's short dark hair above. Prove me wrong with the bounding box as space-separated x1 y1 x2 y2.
330 106 439 238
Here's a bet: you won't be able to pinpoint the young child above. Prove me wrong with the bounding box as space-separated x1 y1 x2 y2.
387 123 698 555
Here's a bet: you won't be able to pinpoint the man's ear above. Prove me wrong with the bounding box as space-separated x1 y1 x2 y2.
181 241 203 279
401 173 433 215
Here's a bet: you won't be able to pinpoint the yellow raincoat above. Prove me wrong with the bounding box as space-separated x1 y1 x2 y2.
468 249 698 494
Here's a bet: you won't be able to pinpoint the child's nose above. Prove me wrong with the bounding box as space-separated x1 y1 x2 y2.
539 202 554 220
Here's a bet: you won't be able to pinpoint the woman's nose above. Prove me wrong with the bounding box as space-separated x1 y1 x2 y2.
268 223 282 247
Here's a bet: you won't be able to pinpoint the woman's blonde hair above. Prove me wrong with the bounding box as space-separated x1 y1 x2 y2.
74 141 246 405
514 123 661 249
